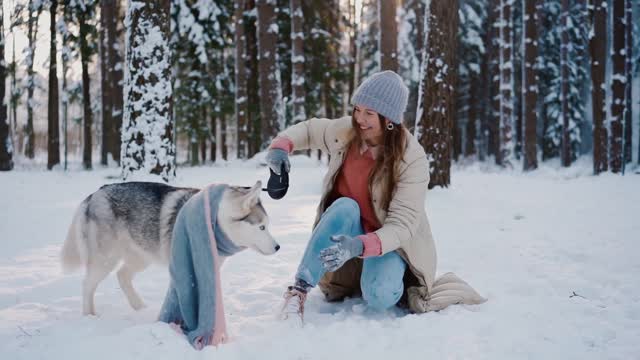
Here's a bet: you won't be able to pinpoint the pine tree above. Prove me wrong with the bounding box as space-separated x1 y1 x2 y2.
589 0 607 173
47 0 60 170
537 0 587 163
610 0 625 173
457 0 486 158
522 0 538 170
416 0 458 188
122 0 174 181
0 4 13 171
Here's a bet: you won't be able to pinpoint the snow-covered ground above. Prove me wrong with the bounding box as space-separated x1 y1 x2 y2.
1 156 639 359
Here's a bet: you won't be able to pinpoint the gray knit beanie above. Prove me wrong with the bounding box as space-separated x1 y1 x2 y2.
350 70 409 124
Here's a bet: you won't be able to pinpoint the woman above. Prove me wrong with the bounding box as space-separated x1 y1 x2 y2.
266 71 481 322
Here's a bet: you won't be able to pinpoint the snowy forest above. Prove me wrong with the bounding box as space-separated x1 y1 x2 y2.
0 0 638 185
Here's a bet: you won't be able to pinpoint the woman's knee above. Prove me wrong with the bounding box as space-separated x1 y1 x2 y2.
325 197 361 220
361 277 404 310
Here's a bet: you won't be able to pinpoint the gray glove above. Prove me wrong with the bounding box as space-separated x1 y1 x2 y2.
265 148 291 175
319 235 364 272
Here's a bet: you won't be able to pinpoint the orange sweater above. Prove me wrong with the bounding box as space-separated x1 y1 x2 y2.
270 137 382 257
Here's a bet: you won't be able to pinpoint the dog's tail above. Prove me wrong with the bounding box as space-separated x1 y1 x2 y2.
61 200 89 273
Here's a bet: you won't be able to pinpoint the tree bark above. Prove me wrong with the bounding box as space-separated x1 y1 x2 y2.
488 0 500 160
464 74 477 157
610 0 625 173
379 0 398 71
590 0 607 173
48 0 60 170
291 0 306 124
560 0 571 166
623 0 632 166
245 0 260 157
522 0 538 170
79 11 93 170
257 0 283 148
499 0 513 167
25 2 40 159
417 0 457 188
0 5 13 171
234 0 248 159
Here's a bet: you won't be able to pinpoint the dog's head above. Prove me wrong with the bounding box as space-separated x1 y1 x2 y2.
218 181 280 255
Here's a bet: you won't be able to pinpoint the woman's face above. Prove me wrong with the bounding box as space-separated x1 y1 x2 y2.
353 105 385 145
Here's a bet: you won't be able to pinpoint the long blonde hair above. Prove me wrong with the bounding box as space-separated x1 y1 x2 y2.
349 112 407 211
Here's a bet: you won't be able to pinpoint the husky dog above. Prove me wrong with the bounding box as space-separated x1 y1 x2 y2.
61 181 279 315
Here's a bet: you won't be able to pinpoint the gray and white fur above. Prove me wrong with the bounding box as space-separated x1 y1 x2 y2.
61 181 278 315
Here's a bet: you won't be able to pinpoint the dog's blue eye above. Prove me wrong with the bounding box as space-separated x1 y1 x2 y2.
259 225 266 231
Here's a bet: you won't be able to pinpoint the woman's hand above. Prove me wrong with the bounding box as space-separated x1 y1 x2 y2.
265 148 291 175
319 235 364 272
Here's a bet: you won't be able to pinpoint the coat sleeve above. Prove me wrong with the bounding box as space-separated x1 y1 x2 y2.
374 154 430 255
277 117 334 152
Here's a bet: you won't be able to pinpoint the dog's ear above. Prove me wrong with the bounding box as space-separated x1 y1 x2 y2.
243 180 262 210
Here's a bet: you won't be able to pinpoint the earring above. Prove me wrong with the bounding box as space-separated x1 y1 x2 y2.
386 122 395 131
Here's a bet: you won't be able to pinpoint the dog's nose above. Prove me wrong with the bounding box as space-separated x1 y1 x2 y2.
275 245 280 252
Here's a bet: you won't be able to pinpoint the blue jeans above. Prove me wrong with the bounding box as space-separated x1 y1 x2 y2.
295 197 406 310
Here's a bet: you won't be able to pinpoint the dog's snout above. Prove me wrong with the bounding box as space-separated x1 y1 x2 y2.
275 244 280 252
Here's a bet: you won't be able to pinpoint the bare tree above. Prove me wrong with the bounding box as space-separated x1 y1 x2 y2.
610 0 625 173
379 0 398 71
47 0 60 170
522 0 537 170
416 0 458 188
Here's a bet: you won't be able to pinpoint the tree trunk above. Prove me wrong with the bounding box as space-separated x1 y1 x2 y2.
623 0 632 166
560 0 571 166
25 2 40 159
210 111 217 162
610 0 625 173
0 6 13 171
257 0 284 149
79 12 93 170
488 0 500 160
417 0 457 188
100 0 111 166
234 0 248 159
522 0 538 171
245 0 260 157
348 0 357 102
464 74 477 157
379 0 398 71
499 0 513 167
291 0 306 124
47 0 60 170
590 0 607 173
122 0 175 181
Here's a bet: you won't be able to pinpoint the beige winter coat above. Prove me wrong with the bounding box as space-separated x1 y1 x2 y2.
279 116 486 312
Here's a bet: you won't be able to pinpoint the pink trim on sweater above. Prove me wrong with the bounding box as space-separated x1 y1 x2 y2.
203 186 228 347
358 233 382 257
269 136 294 153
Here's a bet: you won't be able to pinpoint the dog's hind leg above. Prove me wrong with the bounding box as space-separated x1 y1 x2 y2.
83 257 119 316
117 258 148 311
